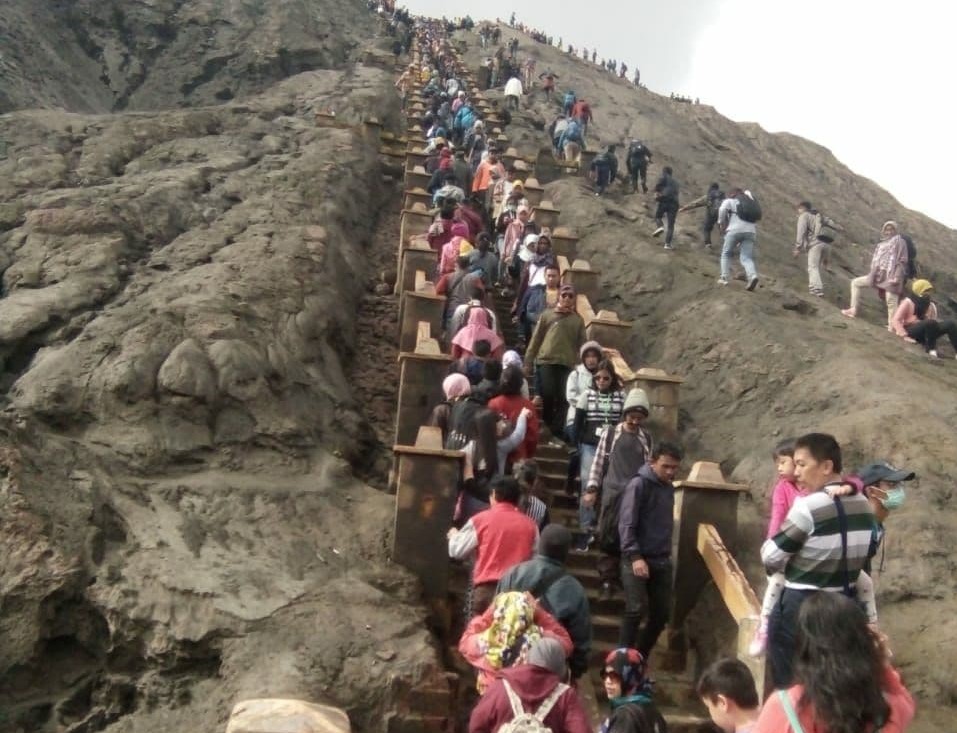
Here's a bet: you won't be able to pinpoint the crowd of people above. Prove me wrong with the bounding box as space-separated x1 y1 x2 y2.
383 8 926 732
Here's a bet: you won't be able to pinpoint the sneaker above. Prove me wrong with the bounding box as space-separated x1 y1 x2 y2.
663 243 674 250
573 534 594 554
599 582 614 601
652 226 664 237
748 618 769 657
929 350 939 359
717 278 729 286
747 276 759 292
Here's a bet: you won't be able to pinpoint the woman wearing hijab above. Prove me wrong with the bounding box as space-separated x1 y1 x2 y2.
458 591 573 694
891 279 957 358
515 231 557 342
502 350 531 399
451 308 504 361
439 225 472 276
469 637 590 733
428 374 472 445
842 221 909 329
599 648 666 733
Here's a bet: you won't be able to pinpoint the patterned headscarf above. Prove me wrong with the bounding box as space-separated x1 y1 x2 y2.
477 592 543 670
603 647 653 698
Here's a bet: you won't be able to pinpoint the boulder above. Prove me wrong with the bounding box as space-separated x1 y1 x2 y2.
226 699 350 733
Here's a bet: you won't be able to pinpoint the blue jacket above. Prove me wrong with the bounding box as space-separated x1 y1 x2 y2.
618 464 674 563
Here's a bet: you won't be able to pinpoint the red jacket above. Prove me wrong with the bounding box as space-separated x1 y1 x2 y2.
471 503 537 585
428 218 455 252
488 394 540 463
469 665 591 733
457 203 485 239
459 604 573 693
755 666 915 733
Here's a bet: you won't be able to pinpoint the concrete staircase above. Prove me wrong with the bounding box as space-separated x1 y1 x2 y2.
487 278 708 730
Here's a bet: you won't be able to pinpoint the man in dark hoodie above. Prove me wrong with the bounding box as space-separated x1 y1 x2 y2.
497 524 592 680
652 166 680 250
679 182 724 249
618 443 683 657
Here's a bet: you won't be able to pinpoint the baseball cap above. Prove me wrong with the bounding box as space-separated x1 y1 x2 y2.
856 462 916 487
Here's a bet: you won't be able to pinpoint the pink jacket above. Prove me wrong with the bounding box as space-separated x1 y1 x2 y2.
767 479 804 539
755 666 915 733
891 297 938 337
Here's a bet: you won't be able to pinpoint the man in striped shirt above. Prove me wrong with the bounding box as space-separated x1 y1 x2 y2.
760 433 876 688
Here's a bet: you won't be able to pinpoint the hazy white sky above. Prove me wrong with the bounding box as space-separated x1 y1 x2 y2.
402 0 957 229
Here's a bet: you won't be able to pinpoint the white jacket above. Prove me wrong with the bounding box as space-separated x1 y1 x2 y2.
504 77 523 97
565 365 594 425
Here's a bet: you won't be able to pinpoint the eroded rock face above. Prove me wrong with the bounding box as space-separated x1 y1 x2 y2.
0 15 446 727
0 0 376 113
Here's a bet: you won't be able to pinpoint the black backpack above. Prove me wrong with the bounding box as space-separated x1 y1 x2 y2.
627 143 647 167
707 189 725 216
814 212 840 244
902 234 918 279
736 192 762 223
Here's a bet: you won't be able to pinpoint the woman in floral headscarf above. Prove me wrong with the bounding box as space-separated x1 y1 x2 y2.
599 648 666 733
458 591 572 694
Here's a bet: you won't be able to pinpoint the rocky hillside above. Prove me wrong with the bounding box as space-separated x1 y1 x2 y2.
2 4 956 732
0 3 451 733
0 0 374 113
458 28 957 731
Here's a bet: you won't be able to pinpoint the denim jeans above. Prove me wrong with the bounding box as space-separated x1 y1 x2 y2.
768 587 815 688
578 443 598 531
720 230 758 281
619 558 673 657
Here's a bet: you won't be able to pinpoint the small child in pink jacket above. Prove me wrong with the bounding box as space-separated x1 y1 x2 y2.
750 439 877 656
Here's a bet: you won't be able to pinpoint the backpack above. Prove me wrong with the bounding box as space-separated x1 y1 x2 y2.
627 143 647 165
814 212 839 243
735 192 762 223
499 679 568 733
563 120 582 143
707 189 724 216
901 234 918 279
445 398 482 450
563 91 576 108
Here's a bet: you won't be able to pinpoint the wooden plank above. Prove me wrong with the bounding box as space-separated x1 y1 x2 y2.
415 269 427 291
696 523 761 624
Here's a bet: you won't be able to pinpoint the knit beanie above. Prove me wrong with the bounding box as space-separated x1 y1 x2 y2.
538 523 572 563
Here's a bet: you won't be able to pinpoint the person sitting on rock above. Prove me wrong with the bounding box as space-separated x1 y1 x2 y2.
497 524 592 682
891 279 957 359
449 480 541 618
841 220 909 329
469 636 590 733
